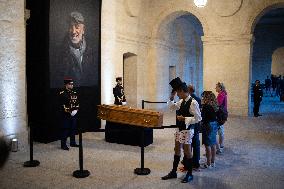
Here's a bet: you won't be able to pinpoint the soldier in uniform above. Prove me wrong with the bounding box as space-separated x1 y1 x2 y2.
113 77 126 105
59 78 80 150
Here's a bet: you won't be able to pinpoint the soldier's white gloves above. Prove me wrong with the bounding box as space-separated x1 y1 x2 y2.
71 110 78 116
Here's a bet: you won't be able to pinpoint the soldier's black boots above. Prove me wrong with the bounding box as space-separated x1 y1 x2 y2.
61 145 69 150
70 136 79 147
70 143 79 147
61 140 69 150
161 155 180 180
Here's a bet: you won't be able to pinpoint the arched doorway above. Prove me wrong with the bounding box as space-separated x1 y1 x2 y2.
154 12 204 104
123 52 138 108
250 7 284 115
272 47 284 77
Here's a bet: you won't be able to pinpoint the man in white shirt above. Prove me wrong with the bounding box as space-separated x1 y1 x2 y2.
161 77 202 183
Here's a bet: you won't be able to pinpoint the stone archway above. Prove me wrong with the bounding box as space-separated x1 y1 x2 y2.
248 4 284 115
147 6 206 105
272 47 284 77
247 2 284 34
150 4 208 39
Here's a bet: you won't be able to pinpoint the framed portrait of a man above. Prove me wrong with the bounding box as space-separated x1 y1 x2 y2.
49 0 100 88
26 0 101 143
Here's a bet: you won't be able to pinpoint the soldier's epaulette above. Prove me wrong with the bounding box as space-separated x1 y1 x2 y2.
59 91 65 95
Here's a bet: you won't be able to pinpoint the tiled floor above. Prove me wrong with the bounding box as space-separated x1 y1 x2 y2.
0 96 283 189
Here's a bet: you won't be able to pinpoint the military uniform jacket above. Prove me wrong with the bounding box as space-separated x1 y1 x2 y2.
59 88 79 116
253 85 263 102
113 84 126 105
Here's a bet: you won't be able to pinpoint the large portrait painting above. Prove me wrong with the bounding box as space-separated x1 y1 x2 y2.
49 0 100 88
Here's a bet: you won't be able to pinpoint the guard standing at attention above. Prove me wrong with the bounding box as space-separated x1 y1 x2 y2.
59 78 80 150
113 77 127 105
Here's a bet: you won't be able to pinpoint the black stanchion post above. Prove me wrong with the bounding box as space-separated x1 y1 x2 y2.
73 127 90 178
142 100 145 109
134 127 151 175
134 99 150 175
24 123 40 167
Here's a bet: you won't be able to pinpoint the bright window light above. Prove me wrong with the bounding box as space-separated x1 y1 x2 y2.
194 0 208 8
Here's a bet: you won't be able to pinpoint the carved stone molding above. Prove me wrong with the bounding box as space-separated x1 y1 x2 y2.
153 39 194 53
212 0 243 17
116 33 149 46
116 32 195 53
202 34 254 45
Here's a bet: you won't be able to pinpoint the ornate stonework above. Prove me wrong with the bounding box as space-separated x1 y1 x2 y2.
212 0 243 17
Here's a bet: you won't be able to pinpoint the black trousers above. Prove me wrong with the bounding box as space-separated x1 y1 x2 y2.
61 116 77 146
253 100 261 116
191 127 200 168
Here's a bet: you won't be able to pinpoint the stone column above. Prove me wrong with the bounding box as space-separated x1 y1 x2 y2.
0 0 27 147
101 0 117 105
202 34 254 116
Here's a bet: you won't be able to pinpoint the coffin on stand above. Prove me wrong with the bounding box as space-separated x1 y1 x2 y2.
97 105 163 146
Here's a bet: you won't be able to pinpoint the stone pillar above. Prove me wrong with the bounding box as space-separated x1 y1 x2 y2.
101 0 117 105
202 34 254 116
0 0 27 147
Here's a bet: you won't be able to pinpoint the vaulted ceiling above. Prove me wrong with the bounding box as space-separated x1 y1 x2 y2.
257 8 284 25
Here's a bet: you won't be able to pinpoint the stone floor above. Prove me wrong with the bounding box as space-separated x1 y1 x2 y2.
0 96 283 189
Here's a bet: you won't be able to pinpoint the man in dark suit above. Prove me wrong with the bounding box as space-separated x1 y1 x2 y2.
253 80 263 117
188 85 201 170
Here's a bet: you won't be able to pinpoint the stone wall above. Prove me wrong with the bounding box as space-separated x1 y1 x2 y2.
101 0 284 115
0 0 27 148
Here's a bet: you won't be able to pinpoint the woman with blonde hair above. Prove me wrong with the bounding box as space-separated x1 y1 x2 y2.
215 82 228 154
201 91 218 168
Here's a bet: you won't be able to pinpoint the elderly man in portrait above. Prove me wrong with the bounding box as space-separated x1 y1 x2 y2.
55 11 96 87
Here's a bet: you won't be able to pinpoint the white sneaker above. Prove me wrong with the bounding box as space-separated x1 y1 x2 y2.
216 149 223 154
201 164 212 169
210 162 216 168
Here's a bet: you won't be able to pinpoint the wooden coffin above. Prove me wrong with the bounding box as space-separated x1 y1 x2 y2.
97 104 163 128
